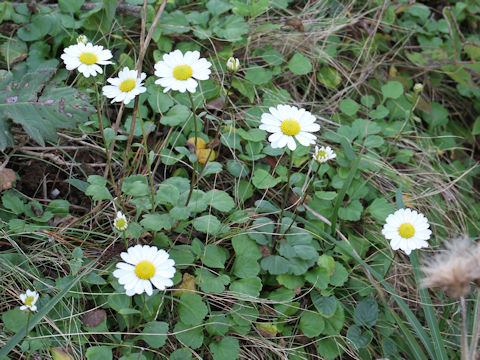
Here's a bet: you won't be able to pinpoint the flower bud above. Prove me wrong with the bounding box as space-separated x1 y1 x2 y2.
413 83 423 93
226 57 240 72
77 35 88 45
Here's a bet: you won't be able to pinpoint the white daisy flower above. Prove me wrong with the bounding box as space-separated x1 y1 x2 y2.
226 57 240 72
19 290 39 312
113 211 128 232
61 42 113 78
102 67 147 105
113 244 176 296
259 105 320 151
154 50 212 93
314 145 336 163
382 208 432 255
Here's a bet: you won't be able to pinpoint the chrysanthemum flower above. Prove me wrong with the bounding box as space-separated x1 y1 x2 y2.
61 42 113 78
154 50 212 93
113 245 176 296
102 67 147 105
19 290 39 312
314 145 336 163
382 208 432 255
113 211 128 232
259 105 320 151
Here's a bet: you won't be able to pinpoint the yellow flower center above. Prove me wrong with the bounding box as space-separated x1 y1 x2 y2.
115 218 127 230
25 296 35 306
79 52 98 65
135 261 155 280
398 223 415 238
316 150 326 159
280 119 301 136
173 65 193 80
119 79 136 92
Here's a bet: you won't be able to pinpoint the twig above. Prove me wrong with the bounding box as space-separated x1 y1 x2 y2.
18 149 106 167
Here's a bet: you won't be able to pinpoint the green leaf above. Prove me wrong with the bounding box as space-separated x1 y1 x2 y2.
329 262 348 286
59 0 85 13
213 15 249 41
464 42 480 61
232 235 262 259
299 311 325 337
369 105 389 119
161 10 190 35
170 349 193 360
86 347 112 360
233 256 260 278
85 184 112 201
311 293 338 318
201 244 229 268
204 190 235 212
252 169 281 189
406 48 448 68
0 38 27 66
17 14 52 41
140 213 173 231
209 337 239 360
338 200 363 221
178 293 208 326
206 0 233 16
195 268 230 293
339 99 360 116
262 49 284 65
0 64 94 150
174 322 204 349
347 325 372 349
317 66 342 89
141 321 168 348
2 191 25 215
354 297 378 328
160 105 191 127
367 198 394 222
0 260 98 358
230 277 262 297
193 214 222 234
381 81 404 100
2 309 28 332
245 67 273 85
472 116 480 135
260 255 290 275
287 53 312 75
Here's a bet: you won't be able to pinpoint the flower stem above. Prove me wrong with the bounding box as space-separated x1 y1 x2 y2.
278 153 293 228
94 81 117 193
461 296 470 360
469 289 480 360
25 311 32 338
138 107 156 213
185 92 199 207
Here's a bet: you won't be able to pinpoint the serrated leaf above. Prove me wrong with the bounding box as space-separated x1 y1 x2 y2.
0 65 94 150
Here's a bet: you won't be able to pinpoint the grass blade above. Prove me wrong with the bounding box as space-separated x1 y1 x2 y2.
0 260 97 357
410 250 449 360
